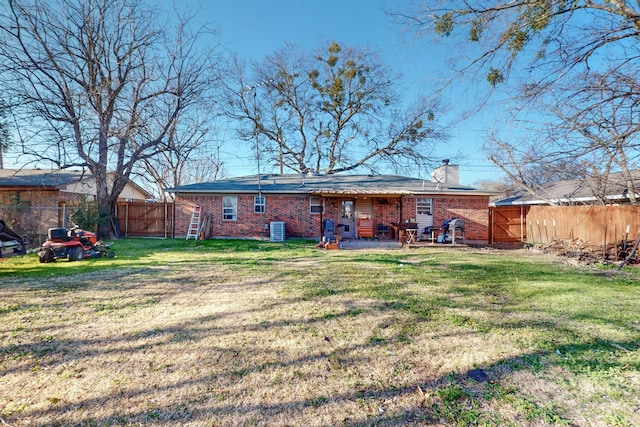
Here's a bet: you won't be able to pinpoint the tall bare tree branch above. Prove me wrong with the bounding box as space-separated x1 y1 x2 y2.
394 1 640 203
0 0 220 235
220 42 449 176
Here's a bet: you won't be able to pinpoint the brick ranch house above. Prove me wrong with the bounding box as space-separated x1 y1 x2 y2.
0 168 152 241
167 164 496 244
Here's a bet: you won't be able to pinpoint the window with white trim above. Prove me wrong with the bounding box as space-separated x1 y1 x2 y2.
222 196 237 220
254 195 265 213
416 198 433 215
310 196 324 214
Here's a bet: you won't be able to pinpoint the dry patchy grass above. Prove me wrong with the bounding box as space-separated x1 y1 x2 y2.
0 240 639 426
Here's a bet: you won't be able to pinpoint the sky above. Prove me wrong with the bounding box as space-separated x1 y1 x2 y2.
2 0 505 186
190 0 504 185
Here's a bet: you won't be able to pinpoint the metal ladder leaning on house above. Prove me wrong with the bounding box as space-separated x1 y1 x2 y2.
186 206 202 240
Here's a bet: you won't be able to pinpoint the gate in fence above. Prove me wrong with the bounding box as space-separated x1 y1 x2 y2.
115 202 173 238
489 206 529 244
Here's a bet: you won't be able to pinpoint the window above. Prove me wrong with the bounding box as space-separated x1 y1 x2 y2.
310 196 324 214
417 198 432 215
341 200 354 218
254 195 265 213
222 196 237 220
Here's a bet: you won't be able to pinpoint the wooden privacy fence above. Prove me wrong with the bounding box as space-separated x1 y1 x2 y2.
490 205 640 246
526 205 640 246
115 202 173 238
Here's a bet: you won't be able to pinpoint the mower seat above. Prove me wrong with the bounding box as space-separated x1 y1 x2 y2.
48 227 70 242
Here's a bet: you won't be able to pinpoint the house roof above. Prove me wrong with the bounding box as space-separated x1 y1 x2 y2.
0 169 94 188
0 169 99 188
0 168 153 199
493 170 640 206
166 173 496 197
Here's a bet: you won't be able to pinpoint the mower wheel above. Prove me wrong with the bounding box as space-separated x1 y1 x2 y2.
107 251 115 258
68 246 83 261
38 247 54 263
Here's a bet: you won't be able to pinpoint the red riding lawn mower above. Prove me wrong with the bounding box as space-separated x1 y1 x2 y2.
38 225 114 263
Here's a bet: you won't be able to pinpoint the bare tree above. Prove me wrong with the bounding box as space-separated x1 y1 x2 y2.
393 1 640 90
484 69 640 204
393 1 640 199
553 71 640 202
137 116 226 201
0 0 219 236
221 42 448 176
472 177 517 200
0 100 10 169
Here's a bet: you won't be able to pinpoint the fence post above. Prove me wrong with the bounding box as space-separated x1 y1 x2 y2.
537 220 543 244
544 219 549 243
529 220 535 245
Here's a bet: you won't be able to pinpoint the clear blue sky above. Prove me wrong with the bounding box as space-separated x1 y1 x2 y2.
192 0 503 185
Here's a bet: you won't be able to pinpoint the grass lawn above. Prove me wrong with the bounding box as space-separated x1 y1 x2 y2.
1 239 639 426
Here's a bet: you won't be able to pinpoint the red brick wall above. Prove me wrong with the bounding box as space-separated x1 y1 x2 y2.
400 197 417 224
0 189 88 241
175 194 322 239
432 196 490 241
173 194 490 241
373 197 401 229
0 189 85 208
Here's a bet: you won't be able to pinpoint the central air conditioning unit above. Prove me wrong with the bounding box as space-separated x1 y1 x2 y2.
270 222 285 242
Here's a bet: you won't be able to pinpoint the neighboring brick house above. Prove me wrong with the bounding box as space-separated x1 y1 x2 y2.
167 164 496 244
0 169 152 241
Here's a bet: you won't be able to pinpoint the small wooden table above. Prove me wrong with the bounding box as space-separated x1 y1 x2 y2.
390 222 419 244
405 228 418 244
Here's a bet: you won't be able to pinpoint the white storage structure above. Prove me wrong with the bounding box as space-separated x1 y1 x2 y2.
269 222 286 242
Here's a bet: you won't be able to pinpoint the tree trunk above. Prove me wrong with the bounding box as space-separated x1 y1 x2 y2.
94 171 115 239
95 194 118 239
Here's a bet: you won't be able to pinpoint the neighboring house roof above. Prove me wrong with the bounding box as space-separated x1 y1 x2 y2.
493 170 640 206
166 173 496 197
0 168 153 200
0 169 93 188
